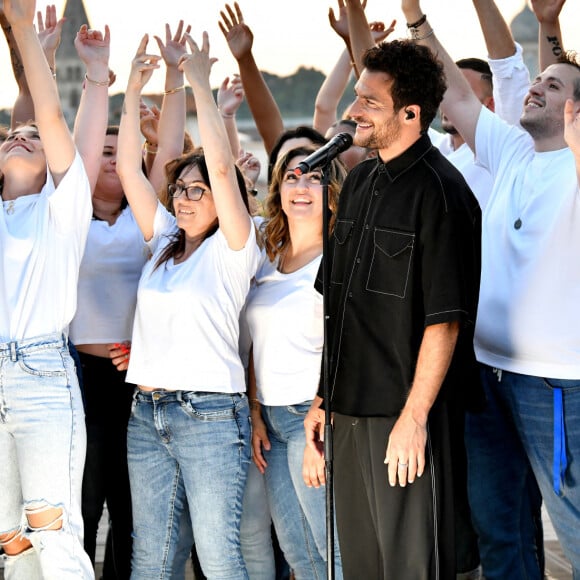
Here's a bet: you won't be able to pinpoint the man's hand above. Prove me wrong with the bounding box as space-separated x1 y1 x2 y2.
530 0 567 23
384 408 427 487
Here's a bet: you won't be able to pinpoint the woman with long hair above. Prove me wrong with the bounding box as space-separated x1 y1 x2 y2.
244 147 346 578
116 32 260 579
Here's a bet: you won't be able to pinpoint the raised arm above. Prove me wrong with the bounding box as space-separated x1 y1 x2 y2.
73 24 111 192
219 2 284 156
116 35 162 240
530 0 566 71
3 4 64 129
401 0 482 152
4 0 75 182
472 0 516 60
217 74 244 157
149 21 190 194
180 32 251 250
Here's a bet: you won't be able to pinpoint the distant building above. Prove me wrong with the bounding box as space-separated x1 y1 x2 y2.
55 0 92 126
510 2 539 79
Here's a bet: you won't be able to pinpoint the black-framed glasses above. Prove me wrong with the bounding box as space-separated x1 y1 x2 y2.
168 183 209 201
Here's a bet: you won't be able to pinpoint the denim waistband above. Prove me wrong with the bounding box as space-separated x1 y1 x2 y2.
134 389 245 403
0 332 68 362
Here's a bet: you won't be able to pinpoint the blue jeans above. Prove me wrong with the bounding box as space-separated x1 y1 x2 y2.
261 402 342 580
127 389 251 580
466 365 580 580
240 462 276 579
0 333 94 580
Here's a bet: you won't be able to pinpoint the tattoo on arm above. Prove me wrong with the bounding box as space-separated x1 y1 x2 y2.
546 35 563 58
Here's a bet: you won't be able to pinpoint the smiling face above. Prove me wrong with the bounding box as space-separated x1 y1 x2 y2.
520 63 580 143
279 154 324 226
0 125 45 174
171 165 217 237
349 69 403 155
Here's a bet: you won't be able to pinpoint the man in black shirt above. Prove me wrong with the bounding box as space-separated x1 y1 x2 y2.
303 40 481 579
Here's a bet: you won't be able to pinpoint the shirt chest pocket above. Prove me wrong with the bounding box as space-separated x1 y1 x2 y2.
366 228 415 298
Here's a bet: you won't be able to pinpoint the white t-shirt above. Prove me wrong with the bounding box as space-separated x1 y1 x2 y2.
69 207 149 344
474 107 580 378
430 44 531 212
245 253 323 406
126 203 260 392
0 152 92 341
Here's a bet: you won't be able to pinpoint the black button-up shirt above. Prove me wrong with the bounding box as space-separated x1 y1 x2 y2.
320 135 481 417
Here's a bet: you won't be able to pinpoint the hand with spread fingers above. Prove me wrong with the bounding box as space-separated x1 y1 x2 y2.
218 2 253 61
178 32 217 91
154 20 191 70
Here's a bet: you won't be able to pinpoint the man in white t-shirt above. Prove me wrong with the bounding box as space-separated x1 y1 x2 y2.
402 0 580 578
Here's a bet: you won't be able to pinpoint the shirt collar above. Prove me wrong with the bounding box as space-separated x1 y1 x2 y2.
375 134 433 182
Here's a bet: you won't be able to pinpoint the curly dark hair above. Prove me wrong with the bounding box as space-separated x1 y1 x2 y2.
153 148 250 270
363 40 447 131
262 146 346 262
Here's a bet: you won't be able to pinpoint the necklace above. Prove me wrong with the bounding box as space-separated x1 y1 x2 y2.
6 200 15 215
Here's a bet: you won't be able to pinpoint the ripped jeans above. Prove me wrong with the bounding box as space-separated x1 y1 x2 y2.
0 333 94 580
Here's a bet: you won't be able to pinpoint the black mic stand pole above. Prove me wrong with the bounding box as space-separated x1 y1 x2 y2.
321 162 335 580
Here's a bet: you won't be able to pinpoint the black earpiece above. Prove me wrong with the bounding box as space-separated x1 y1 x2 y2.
405 109 415 120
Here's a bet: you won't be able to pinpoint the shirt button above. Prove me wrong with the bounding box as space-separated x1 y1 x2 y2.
374 190 379 196
348 292 353 298
356 257 361 263
365 224 370 230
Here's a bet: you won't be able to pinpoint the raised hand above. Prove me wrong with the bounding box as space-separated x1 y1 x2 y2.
74 24 110 71
530 0 567 23
179 32 216 90
3 0 36 27
218 2 253 61
237 149 261 187
370 19 396 43
329 0 350 41
36 4 64 63
127 35 161 94
217 74 244 117
154 20 191 69
139 99 160 146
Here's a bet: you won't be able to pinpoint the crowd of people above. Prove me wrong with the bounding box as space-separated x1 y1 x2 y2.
0 0 579 579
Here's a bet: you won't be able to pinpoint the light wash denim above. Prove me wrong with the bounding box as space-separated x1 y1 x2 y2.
240 461 276 579
261 402 342 580
127 389 251 580
466 365 580 580
0 333 94 580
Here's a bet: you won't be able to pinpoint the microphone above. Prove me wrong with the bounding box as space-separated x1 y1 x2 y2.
294 132 353 175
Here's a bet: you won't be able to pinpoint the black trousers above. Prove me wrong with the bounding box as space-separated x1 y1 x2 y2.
79 351 135 580
333 402 455 580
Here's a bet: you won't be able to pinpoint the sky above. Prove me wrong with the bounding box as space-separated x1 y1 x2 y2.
0 0 579 110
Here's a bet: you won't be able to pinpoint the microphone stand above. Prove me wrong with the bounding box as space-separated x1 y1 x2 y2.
321 162 335 580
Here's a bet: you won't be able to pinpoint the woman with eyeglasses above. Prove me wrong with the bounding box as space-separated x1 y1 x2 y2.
243 146 346 578
116 32 259 579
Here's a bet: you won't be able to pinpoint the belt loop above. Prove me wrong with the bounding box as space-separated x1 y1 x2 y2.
9 342 17 362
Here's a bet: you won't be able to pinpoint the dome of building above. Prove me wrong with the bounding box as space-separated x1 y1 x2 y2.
510 3 539 43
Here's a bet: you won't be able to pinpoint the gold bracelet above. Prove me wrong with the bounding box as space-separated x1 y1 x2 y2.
85 73 109 87
164 85 185 96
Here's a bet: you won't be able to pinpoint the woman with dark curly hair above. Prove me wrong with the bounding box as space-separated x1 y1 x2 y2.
243 146 346 579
